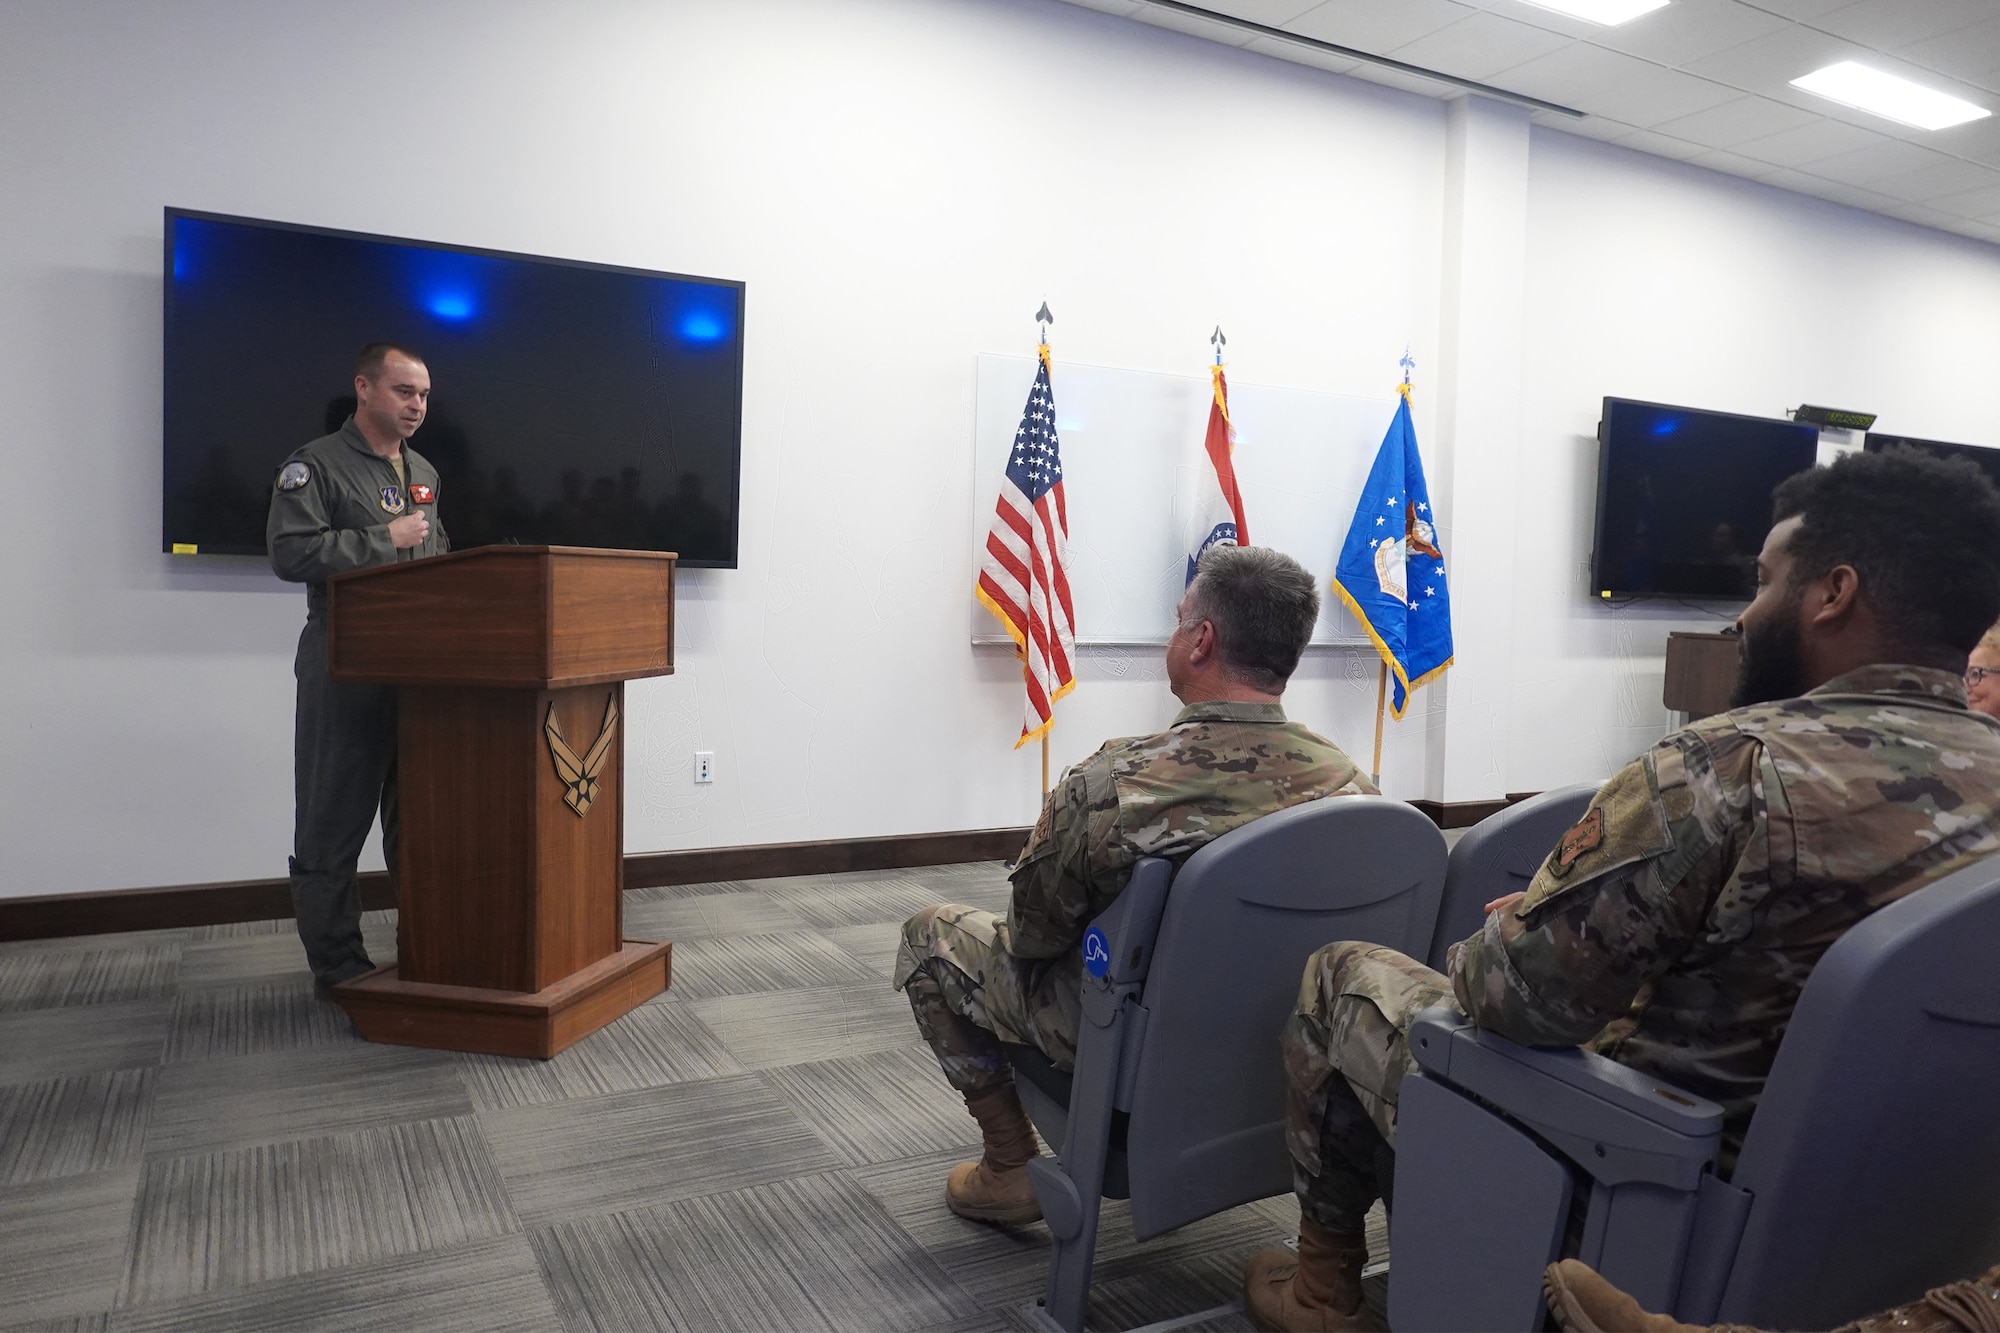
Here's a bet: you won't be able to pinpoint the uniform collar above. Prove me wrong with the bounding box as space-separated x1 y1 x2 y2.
1806 663 1969 709
1170 699 1288 726
339 416 404 464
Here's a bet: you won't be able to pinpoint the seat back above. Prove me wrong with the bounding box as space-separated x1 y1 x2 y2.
1702 856 2000 1329
1426 783 1598 971
1122 795 1448 1237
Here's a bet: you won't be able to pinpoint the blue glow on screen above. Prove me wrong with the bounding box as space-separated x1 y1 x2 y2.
427 291 475 321
404 249 493 324
663 281 736 346
1651 415 1680 437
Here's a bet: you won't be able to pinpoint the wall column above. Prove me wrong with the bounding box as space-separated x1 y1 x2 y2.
1424 95 1531 805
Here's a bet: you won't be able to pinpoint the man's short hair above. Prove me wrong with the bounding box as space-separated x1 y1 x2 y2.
1185 545 1321 690
355 341 425 381
1771 447 2000 657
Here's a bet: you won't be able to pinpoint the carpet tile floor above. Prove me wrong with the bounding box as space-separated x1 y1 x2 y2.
0 863 1396 1332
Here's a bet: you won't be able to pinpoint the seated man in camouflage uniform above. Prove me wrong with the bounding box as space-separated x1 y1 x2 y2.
1244 448 2000 1333
898 544 1376 1225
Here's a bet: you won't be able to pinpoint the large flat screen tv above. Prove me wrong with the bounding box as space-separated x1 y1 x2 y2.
162 208 745 566
1864 431 2000 490
1590 398 1820 601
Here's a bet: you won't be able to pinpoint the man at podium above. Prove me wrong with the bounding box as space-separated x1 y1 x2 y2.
267 342 449 987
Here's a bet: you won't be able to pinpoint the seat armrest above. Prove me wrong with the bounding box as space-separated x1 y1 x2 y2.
1408 1006 1724 1190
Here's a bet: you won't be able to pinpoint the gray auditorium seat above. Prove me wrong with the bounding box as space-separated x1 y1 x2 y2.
1006 795 1449 1331
1425 783 1598 971
1387 853 2000 1333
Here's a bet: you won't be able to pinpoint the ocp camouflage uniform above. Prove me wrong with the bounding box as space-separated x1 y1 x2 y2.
1285 664 2000 1232
898 700 1376 1093
268 419 448 985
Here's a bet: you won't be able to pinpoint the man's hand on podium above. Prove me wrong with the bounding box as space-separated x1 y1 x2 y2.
389 511 430 549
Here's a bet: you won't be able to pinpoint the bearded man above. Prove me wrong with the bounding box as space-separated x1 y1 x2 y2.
1244 447 2000 1332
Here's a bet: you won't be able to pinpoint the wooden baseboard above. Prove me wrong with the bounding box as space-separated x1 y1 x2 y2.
1409 792 1540 830
0 797 1547 943
0 827 1032 943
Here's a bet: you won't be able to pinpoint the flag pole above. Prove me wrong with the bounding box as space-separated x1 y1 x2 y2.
1041 733 1050 796
1371 662 1387 788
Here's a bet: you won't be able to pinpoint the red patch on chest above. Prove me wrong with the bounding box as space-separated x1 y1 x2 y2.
409 484 435 504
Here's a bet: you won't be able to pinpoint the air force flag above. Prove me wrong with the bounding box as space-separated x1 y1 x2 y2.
1332 392 1453 719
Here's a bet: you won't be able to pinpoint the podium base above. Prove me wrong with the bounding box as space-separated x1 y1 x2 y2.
332 939 672 1059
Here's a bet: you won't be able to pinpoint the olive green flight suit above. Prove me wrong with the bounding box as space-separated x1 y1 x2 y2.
267 418 448 985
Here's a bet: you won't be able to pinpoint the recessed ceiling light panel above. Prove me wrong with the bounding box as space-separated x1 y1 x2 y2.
1791 61 1991 131
1511 0 1670 26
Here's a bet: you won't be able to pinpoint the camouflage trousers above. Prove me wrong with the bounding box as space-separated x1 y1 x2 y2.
894 904 1083 1096
1284 941 1458 1233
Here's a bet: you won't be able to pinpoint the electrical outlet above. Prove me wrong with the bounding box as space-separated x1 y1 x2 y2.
694 751 715 784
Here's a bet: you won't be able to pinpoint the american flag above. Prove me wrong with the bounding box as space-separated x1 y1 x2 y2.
976 347 1077 747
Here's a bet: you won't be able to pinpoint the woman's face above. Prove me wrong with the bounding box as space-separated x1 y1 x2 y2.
1967 641 2000 720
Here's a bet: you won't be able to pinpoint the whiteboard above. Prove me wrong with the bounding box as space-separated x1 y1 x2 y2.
972 354 1402 646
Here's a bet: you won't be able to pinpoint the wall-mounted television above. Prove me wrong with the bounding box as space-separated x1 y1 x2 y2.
162 208 745 566
1590 398 1820 601
1864 431 2000 490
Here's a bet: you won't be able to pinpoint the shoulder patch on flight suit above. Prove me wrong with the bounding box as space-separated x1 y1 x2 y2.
276 462 312 492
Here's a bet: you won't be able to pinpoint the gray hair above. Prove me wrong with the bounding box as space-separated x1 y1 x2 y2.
1184 545 1320 691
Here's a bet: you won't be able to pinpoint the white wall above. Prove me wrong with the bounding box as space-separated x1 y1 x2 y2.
0 0 1447 898
1507 131 2000 793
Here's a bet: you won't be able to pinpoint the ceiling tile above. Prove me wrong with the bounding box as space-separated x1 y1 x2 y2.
1743 0 1864 18
1682 145 1779 180
1925 182 2000 218
1796 176 1905 212
1679 23 1867 94
1870 154 2000 201
1197 0 1326 23
1132 5 1261 46
1341 60 1473 99
1925 112 2000 164
1813 0 1995 51
1284 0 1483 54
1558 113 1639 142
1731 116 1897 167
1059 0 1143 14
1498 43 1739 125
1651 93 1822 148
1387 12 1576 81
1883 16 2000 88
1587 0 1791 69
1808 136 1952 185
1755 164 1843 195
1471 0 1604 42
1873 200 1967 233
1240 33 1362 74
1608 126 1709 161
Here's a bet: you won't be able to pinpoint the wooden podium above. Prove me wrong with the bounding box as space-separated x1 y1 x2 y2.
324 545 675 1058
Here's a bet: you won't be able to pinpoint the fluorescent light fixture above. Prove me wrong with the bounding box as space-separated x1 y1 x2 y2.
1791 61 1991 131
1512 0 1669 26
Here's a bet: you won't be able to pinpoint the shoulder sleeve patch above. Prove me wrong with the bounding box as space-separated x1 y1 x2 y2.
276 461 312 492
1550 807 1604 876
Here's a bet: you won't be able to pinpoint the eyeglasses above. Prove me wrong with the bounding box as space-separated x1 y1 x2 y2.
1967 665 1997 687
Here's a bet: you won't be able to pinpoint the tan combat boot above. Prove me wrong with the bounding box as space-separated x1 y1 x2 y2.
945 1083 1043 1225
1544 1260 1707 1332
1243 1217 1384 1332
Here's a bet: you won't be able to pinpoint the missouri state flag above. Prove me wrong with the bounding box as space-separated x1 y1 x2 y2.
1332 390 1453 718
1184 363 1249 585
975 345 1078 747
